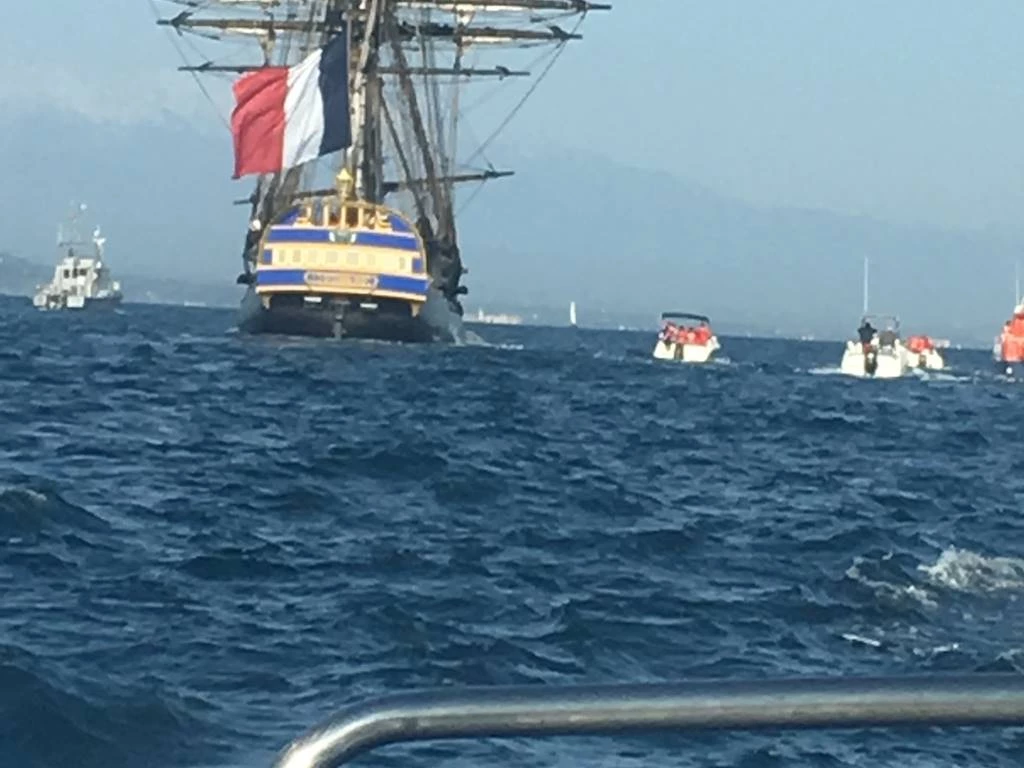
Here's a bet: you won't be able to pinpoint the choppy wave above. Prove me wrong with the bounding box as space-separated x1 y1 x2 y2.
920 547 1024 593
1 299 1022 767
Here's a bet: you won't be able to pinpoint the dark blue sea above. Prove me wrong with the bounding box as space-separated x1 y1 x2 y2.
1 296 1022 768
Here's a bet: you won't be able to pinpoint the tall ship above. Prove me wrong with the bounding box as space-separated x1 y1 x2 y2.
33 204 123 311
155 0 609 341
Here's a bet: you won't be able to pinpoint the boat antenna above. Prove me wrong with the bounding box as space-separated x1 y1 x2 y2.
93 226 106 260
1015 261 1020 305
862 255 869 315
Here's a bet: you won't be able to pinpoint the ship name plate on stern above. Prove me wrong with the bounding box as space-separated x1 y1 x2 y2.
305 270 379 289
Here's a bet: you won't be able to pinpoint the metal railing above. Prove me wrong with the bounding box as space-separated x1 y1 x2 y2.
271 673 1024 768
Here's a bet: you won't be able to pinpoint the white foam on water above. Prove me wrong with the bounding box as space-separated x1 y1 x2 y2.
420 288 465 344
910 368 974 384
918 546 1024 593
807 365 844 376
420 292 526 350
841 632 883 648
845 554 939 608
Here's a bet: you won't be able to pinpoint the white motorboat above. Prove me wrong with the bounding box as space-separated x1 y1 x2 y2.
904 335 945 371
840 314 910 379
652 312 720 363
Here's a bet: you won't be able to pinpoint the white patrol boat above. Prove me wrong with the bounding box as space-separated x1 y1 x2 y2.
33 204 123 311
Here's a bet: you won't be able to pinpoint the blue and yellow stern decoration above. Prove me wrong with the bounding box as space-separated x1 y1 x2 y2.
255 169 429 314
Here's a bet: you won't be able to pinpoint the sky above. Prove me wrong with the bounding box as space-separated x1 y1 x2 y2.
3 1 1022 235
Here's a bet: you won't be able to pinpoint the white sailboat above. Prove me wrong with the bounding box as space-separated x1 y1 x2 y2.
569 301 577 327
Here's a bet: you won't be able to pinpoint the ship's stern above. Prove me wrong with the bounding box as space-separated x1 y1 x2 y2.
242 197 433 341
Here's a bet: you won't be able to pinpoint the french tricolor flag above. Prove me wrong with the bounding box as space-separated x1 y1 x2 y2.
230 35 351 179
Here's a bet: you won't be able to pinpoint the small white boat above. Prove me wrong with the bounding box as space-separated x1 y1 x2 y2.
652 312 720 363
839 314 909 379
33 204 123 311
569 300 577 327
904 335 945 371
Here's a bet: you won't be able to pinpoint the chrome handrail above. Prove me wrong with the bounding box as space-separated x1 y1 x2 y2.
272 673 1024 768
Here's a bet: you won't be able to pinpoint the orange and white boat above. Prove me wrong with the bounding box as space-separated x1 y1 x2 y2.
652 312 720 363
904 334 944 371
994 302 1024 376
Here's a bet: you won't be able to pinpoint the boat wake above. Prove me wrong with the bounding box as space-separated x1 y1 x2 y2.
419 294 523 350
456 329 523 350
908 368 974 384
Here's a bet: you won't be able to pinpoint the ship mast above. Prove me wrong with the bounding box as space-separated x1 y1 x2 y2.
155 0 611 309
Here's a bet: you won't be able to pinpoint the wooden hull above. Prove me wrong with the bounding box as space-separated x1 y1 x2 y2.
238 287 434 343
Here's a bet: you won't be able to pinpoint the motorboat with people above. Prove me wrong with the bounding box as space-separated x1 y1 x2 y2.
904 334 944 371
840 314 910 378
652 312 720 363
994 301 1024 375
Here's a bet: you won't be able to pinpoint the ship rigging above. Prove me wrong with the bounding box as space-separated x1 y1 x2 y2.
154 0 610 340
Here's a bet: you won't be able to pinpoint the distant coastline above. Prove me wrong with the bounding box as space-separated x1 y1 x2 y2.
464 307 524 326
0 251 996 348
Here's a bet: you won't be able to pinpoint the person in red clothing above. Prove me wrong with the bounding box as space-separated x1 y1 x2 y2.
1001 305 1024 362
1003 334 1023 363
692 324 711 345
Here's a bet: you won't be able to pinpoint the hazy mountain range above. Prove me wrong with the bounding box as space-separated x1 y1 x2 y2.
1 105 1019 344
